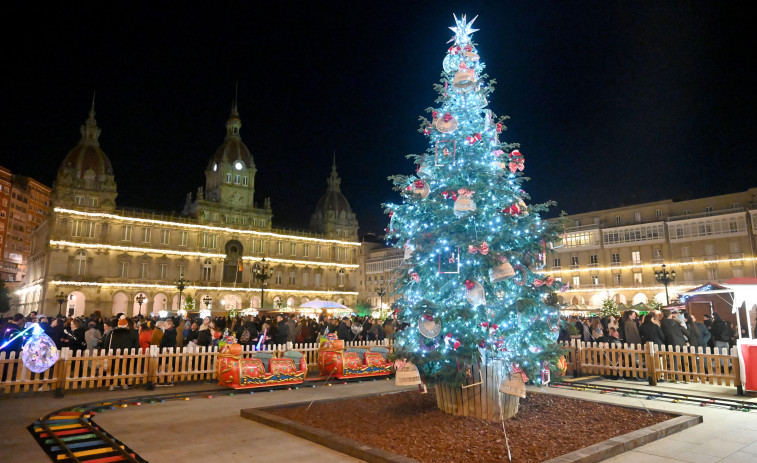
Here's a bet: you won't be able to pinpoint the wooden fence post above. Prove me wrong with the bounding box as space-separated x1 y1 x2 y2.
732 346 744 396
574 340 582 378
645 342 657 386
146 345 158 389
55 347 71 398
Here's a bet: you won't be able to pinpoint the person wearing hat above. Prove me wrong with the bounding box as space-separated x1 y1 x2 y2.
107 316 139 390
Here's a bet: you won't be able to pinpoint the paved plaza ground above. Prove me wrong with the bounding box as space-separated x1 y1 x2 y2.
1 377 756 462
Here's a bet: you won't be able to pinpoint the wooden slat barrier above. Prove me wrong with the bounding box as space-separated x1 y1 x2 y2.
559 340 742 393
0 339 393 394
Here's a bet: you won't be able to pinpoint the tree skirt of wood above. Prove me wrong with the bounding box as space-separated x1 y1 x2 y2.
269 391 674 463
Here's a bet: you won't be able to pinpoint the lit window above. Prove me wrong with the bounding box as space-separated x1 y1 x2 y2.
572 276 580 287
139 262 148 279
161 229 170 245
633 272 642 283
75 250 87 275
179 231 188 246
119 261 129 278
202 260 212 281
122 226 132 241
553 258 561 267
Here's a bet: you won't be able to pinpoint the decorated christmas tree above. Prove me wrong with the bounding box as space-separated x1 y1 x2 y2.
385 14 564 418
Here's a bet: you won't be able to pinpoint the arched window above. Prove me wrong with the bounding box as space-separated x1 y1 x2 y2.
75 250 87 275
202 259 212 281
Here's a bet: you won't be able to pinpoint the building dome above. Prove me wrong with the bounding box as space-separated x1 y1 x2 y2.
207 104 255 170
59 106 114 179
310 159 358 236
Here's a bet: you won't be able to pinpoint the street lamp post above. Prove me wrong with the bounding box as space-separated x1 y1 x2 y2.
56 291 66 318
251 259 273 311
375 286 386 311
135 293 146 316
176 274 189 314
654 264 676 306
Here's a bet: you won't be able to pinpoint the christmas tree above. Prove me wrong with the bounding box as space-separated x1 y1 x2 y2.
385 14 564 397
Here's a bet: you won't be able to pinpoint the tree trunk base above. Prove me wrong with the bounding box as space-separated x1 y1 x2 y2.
433 362 520 421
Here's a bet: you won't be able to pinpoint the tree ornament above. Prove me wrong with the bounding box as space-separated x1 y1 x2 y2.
452 63 476 92
407 180 430 199
503 199 527 216
404 242 415 260
434 140 456 166
533 276 555 288
438 247 460 274
508 150 525 173
466 132 482 145
468 241 489 255
512 265 527 286
541 361 551 385
465 280 486 306
489 257 516 283
418 314 442 338
441 190 458 201
395 360 422 386
434 112 458 133
453 188 476 217
444 333 461 350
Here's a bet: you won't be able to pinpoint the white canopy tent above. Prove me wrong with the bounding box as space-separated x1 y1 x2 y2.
679 278 757 340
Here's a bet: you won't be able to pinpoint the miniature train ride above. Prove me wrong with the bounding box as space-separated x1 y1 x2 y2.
215 343 308 389
316 338 393 379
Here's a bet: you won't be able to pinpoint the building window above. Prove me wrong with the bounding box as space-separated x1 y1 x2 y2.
234 174 241 184
202 260 212 281
572 276 580 287
316 246 322 258
177 264 185 278
289 271 296 285
553 258 561 267
591 275 599 285
242 176 248 186
633 212 641 223
631 251 641 264
141 227 151 243
303 244 309 257
275 271 282 285
179 231 188 246
226 173 232 183
338 272 346 287
684 269 693 281
708 268 718 280
615 215 622 225
681 246 690 258
119 261 129 278
730 241 741 254
71 220 82 237
633 272 642 283
704 206 713 213
729 221 739 232
590 254 598 264
302 273 309 286
161 229 170 245
139 262 148 279
704 244 715 256
159 263 167 280
654 248 663 259
74 196 85 205
570 256 578 266
290 243 297 256
277 241 283 254
122 226 132 241
611 253 620 263
733 267 744 278
314 273 321 287
75 250 87 275
655 209 663 218
614 274 622 285
83 222 95 238
88 197 98 207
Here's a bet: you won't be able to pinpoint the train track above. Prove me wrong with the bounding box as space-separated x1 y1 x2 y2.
551 380 757 412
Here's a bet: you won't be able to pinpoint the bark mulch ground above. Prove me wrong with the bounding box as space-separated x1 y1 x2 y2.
269 390 675 462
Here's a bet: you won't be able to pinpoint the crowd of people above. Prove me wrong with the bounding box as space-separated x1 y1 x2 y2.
0 311 407 356
558 308 750 352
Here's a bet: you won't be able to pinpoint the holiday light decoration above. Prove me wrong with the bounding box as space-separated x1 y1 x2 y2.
384 14 564 386
47 280 357 296
22 324 59 373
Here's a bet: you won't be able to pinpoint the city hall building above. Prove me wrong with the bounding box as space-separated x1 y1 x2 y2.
19 103 360 317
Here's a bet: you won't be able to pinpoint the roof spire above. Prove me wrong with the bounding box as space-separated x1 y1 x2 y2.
327 152 341 192
80 93 101 146
226 85 242 139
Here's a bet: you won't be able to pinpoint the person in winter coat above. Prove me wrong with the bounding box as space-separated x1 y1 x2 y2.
160 319 177 349
0 314 25 353
107 316 139 390
185 322 200 346
65 318 88 352
286 315 298 343
683 313 701 349
272 315 289 345
660 310 690 347
337 317 352 341
639 312 665 345
139 321 154 352
711 313 731 351
622 311 642 345
84 321 102 354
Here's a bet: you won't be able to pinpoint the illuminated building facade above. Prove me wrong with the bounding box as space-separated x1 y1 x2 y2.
357 241 404 312
19 103 360 316
0 165 52 284
546 189 757 308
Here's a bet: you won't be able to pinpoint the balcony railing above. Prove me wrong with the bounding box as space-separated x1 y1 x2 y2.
668 206 744 221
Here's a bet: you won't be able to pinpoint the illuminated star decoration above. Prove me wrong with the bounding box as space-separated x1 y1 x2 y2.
448 13 479 45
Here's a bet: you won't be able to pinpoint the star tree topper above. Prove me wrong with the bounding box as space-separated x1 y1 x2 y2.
448 13 479 45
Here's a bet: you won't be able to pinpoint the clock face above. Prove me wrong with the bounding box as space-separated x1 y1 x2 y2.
234 161 244 170
212 163 218 171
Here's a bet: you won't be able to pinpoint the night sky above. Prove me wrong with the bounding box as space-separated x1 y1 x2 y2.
4 1 756 236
